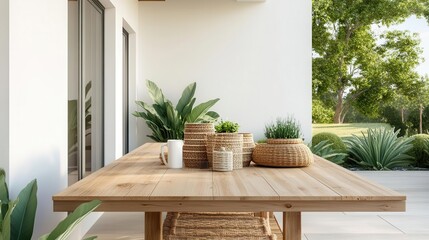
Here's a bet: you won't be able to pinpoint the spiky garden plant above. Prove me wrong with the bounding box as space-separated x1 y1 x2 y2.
264 117 302 139
345 128 414 170
309 140 348 165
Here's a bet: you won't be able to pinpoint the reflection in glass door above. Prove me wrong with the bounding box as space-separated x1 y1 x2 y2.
123 29 129 154
68 0 104 185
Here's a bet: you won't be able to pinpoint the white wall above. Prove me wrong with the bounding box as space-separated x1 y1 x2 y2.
7 0 68 238
138 0 312 143
0 0 10 176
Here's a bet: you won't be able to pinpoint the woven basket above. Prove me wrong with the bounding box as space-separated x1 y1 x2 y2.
252 138 314 167
206 133 217 167
183 123 215 168
213 148 233 172
213 133 243 170
163 212 277 240
241 133 255 167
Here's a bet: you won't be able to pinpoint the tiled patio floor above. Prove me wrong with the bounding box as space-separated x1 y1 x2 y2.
85 171 429 240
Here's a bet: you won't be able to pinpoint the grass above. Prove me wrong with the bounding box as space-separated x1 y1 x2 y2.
312 123 391 137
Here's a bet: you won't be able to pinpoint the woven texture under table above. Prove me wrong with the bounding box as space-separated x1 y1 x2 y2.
163 212 277 240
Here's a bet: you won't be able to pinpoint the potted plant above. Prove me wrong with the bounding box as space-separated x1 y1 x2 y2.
207 121 243 169
252 117 313 167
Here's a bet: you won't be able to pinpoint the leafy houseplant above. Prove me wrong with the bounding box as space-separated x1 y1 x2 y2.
133 80 220 142
253 117 313 167
345 128 414 170
0 169 101 240
215 120 240 133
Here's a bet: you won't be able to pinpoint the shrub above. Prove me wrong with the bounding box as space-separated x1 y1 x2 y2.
308 140 348 165
380 106 407 136
312 132 347 153
312 100 334 123
345 128 414 170
215 120 239 133
410 134 429 167
265 117 302 139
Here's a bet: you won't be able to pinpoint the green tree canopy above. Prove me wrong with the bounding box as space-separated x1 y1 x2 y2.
313 0 426 123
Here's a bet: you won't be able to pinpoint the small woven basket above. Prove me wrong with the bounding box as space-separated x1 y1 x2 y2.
163 212 277 240
252 138 314 167
213 147 233 172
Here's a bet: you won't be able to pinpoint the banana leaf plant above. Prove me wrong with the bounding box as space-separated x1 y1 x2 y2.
133 80 220 142
0 169 101 240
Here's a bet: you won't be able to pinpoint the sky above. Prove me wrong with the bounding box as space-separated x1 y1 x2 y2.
387 16 429 77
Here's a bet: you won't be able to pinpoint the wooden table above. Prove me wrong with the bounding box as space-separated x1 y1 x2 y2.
53 143 406 240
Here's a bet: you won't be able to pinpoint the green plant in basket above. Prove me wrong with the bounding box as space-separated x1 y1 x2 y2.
133 80 220 142
215 120 239 133
264 117 301 139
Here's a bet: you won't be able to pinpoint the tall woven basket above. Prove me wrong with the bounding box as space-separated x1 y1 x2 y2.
252 139 313 167
183 123 215 168
213 133 243 169
241 133 255 167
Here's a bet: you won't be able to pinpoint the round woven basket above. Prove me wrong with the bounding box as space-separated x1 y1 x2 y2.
213 133 243 170
183 123 215 168
252 138 313 167
212 148 233 172
240 133 255 167
206 133 217 167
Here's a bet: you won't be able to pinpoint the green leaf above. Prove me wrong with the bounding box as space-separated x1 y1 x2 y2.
44 200 101 240
2 200 17 240
186 98 220 123
11 179 37 240
83 236 97 240
176 82 196 116
146 80 165 106
0 169 9 221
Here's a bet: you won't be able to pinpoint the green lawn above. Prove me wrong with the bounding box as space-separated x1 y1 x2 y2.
312 123 391 137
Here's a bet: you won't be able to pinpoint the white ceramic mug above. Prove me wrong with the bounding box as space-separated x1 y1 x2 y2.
160 140 184 168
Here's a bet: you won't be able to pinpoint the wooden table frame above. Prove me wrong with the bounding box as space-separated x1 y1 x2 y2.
53 143 405 240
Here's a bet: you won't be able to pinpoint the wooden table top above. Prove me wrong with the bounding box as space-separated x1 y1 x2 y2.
53 143 406 212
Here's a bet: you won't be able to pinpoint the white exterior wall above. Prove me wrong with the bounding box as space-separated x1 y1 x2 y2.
138 0 312 143
0 0 9 176
7 0 68 238
1 0 139 238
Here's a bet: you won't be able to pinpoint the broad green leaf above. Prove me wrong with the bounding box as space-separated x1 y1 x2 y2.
3 200 17 240
0 169 9 221
186 98 220 123
83 236 97 240
181 98 196 120
11 179 37 240
45 200 101 240
176 82 196 115
146 80 165 106
205 111 220 120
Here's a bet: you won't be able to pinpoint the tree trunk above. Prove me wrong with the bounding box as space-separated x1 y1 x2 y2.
334 89 344 124
401 108 405 123
420 104 423 134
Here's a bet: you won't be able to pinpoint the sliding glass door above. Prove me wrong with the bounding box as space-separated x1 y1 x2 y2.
68 0 104 185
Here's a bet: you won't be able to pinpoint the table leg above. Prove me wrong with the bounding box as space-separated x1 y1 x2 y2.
283 212 301 240
145 212 162 240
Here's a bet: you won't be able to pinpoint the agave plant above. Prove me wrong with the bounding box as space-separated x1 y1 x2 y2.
345 128 414 170
308 140 348 165
133 80 220 142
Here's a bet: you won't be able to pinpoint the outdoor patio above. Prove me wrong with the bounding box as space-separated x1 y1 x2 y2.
85 170 429 240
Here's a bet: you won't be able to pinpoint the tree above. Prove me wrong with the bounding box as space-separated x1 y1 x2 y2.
313 0 426 123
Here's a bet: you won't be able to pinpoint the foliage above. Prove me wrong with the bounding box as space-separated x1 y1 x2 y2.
312 0 425 123
265 117 302 139
312 132 347 153
381 106 408 137
40 200 101 240
0 170 37 240
312 99 334 123
409 134 429 167
345 128 414 170
0 169 100 240
308 140 348 165
215 120 239 133
134 80 220 142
